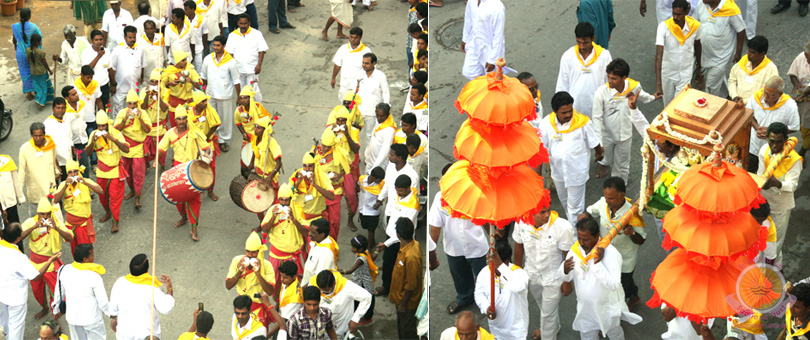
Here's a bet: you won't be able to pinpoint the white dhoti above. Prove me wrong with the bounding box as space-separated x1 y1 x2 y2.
211 98 235 143
69 322 107 340
360 115 376 159
736 0 757 39
598 137 632 182
528 279 563 340
330 0 353 27
462 47 485 80
580 325 625 340
702 63 730 99
240 73 262 102
0 302 27 340
554 180 586 222
661 75 690 107
771 208 791 265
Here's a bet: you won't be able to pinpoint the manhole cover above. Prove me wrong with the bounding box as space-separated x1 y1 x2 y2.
437 18 464 50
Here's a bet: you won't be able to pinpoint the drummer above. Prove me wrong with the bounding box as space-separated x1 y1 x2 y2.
328 106 361 232
290 152 336 259
248 116 283 220
315 129 351 239
235 85 272 173
259 183 308 288
157 105 212 242
84 110 131 233
162 50 202 127
113 89 152 210
141 69 170 172
189 91 222 202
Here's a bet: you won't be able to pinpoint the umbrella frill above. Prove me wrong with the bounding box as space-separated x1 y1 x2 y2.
454 71 537 127
674 161 764 214
453 120 549 171
661 206 768 261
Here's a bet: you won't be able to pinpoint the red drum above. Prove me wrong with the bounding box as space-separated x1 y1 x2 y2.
229 173 276 213
159 160 214 204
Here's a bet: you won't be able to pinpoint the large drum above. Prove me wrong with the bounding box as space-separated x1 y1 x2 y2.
159 160 214 205
229 173 276 213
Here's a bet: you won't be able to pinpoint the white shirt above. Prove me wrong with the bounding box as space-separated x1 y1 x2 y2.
661 304 710 340
558 244 642 333
729 60 779 104
226 0 249 15
60 38 89 77
538 116 600 186
138 33 165 79
357 176 381 216
332 43 372 91
109 276 176 339
65 101 88 144
462 0 505 65
363 121 395 173
197 0 228 36
428 191 489 258
747 95 800 154
43 116 74 166
757 144 802 211
319 280 372 336
132 15 161 38
407 149 427 179
694 0 745 68
512 216 574 286
403 98 429 131
355 68 390 117
655 19 701 83
75 82 103 123
592 80 655 142
0 158 26 208
788 52 810 101
188 14 209 54
586 198 647 273
474 263 529 340
556 46 613 118
225 28 268 75
110 43 146 89
0 244 39 306
377 162 419 217
230 314 266 340
165 22 194 63
279 282 304 319
102 9 134 46
302 238 338 285
200 52 241 99
383 191 419 247
81 47 112 86
52 263 111 327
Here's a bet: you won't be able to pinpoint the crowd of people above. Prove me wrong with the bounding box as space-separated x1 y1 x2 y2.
0 0 429 338
434 0 810 339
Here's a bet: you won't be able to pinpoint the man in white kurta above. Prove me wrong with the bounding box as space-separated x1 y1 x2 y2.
556 23 613 118
376 145 419 220
381 179 420 249
641 0 699 24
52 245 110 340
729 36 779 105
185 2 209 71
474 242 529 340
301 219 338 285
364 106 396 173
332 28 372 100
197 0 227 40
311 270 372 339
108 255 175 340
225 18 268 102
110 27 146 117
164 12 194 66
355 54 390 147
694 0 746 99
512 207 574 340
201 36 240 147
56 26 89 83
101 1 134 50
654 3 702 106
461 0 505 80
756 124 802 265
746 79 800 171
44 101 75 171
19 125 61 209
136 21 164 86
403 84 429 132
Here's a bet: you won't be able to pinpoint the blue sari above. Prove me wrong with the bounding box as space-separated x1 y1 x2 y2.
11 21 42 94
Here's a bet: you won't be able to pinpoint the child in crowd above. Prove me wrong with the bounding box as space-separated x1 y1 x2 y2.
357 166 385 247
339 234 378 324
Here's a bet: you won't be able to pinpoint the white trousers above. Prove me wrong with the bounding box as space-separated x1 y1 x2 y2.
702 64 730 99
361 115 377 166
193 51 204 73
351 0 371 6
116 332 162 340
240 73 262 102
580 325 625 340
462 48 485 80
656 6 671 24
69 322 107 340
529 279 563 340
598 137 632 182
771 208 791 265
0 302 27 340
662 75 690 107
736 0 757 39
211 98 235 143
554 180 586 221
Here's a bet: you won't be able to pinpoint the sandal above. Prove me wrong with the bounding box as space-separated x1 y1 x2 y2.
373 286 388 296
446 301 464 314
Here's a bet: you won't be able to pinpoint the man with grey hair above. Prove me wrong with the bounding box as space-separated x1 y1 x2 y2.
746 76 800 172
53 25 89 83
788 41 810 159
18 122 61 213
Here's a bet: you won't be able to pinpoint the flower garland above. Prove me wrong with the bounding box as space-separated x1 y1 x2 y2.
651 112 724 145
639 142 650 211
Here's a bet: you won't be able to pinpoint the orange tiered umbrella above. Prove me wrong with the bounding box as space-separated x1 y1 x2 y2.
674 161 764 215
439 160 550 227
661 206 767 261
454 72 537 127
454 120 549 171
647 249 755 323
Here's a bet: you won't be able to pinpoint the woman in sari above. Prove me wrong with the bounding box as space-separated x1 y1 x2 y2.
12 8 42 101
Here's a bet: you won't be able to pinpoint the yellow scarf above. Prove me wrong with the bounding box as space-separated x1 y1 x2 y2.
575 42 605 67
408 100 428 110
125 273 163 287
411 146 425 158
314 237 340 264
348 42 367 53
534 211 559 231
30 136 56 152
732 312 764 334
280 279 304 307
708 0 741 17
141 34 164 46
359 176 384 195
309 270 348 299
74 78 99 98
373 114 396 134
233 27 252 37
456 328 495 340
195 0 213 15
786 306 810 337
738 55 772 76
0 155 17 172
397 192 420 210
118 42 139 49
359 251 378 282
610 78 639 97
0 239 21 253
66 100 85 115
72 262 106 275
571 239 600 265
606 198 645 228
233 313 263 340
212 51 234 67
763 147 802 178
549 110 589 134
753 88 790 111
170 19 192 40
48 115 64 123
765 217 777 242
665 16 700 46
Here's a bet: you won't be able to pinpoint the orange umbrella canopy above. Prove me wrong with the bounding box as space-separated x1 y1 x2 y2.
454 72 537 127
662 206 766 260
454 120 549 170
439 160 550 227
674 161 763 214
647 248 755 323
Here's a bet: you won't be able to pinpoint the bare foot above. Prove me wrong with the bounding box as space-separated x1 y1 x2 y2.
596 164 609 178
365 5 373 10
191 227 199 241
34 307 49 320
134 197 142 208
174 217 188 228
208 190 219 201
111 220 119 233
532 329 542 340
26 92 34 100
321 30 329 41
299 3 305 6
289 8 296 12
336 33 349 39
124 190 135 200
100 212 112 223
348 219 358 232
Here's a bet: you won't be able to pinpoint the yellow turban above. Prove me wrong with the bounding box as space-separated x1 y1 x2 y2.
96 110 110 125
245 231 266 251
343 91 362 106
320 129 336 147
173 50 189 65
333 105 351 120
302 152 315 164
37 198 52 213
150 68 161 81
175 105 188 118
278 183 293 198
257 116 272 129
240 85 255 98
190 91 209 107
66 160 85 173
126 89 139 103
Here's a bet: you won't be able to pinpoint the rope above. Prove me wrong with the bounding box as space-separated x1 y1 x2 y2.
149 1 165 337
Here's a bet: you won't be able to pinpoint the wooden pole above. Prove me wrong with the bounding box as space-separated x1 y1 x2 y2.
596 203 640 249
760 137 798 180
488 224 495 316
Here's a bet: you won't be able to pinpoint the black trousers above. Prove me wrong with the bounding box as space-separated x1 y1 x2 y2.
621 271 639 299
747 153 759 173
382 242 400 292
100 83 110 108
779 0 809 5
397 308 418 339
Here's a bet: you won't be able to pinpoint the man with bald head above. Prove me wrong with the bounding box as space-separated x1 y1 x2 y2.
39 320 66 340
439 310 495 340
746 76 800 173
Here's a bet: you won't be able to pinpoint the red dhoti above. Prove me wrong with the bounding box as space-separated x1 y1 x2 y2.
326 194 343 240
65 212 95 255
342 173 358 214
174 160 201 225
121 157 146 196
29 252 63 308
97 176 125 222
268 245 305 289
144 135 167 167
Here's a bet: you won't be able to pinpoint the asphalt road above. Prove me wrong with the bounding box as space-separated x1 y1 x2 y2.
0 0 418 338
428 1 810 339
